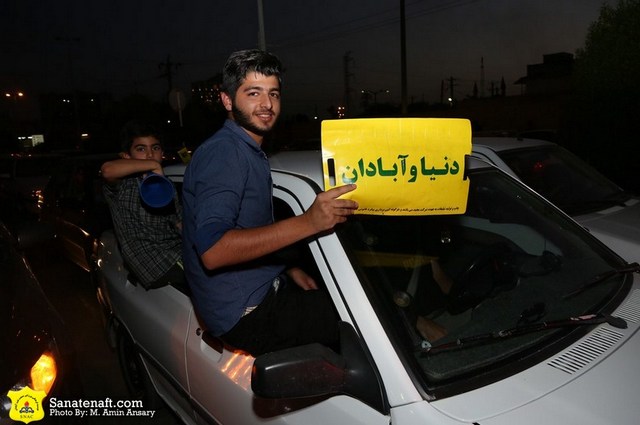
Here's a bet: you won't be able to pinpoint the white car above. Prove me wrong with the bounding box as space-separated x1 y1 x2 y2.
94 150 640 425
472 137 640 262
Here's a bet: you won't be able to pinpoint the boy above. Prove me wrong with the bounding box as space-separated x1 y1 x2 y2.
102 120 183 289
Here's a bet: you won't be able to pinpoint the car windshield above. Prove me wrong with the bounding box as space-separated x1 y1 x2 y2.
497 145 630 215
336 167 629 394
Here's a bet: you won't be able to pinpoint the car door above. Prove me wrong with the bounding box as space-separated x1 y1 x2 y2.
98 230 194 419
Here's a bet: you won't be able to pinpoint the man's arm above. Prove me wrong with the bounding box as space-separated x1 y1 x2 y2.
200 184 358 270
101 158 163 183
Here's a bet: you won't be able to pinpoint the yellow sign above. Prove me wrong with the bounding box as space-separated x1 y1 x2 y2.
177 146 192 164
322 118 471 215
8 386 46 423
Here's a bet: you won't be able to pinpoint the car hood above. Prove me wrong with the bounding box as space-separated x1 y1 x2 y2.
479 325 640 425
575 198 640 263
432 285 640 425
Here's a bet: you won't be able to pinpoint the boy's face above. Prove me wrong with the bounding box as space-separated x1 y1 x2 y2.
124 136 163 162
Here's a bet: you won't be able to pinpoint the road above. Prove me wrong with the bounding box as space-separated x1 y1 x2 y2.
26 243 181 425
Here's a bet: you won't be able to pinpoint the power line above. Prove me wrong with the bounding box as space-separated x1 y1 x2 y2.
271 0 485 50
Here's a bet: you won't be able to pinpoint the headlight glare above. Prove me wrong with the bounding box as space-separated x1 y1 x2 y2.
30 352 57 395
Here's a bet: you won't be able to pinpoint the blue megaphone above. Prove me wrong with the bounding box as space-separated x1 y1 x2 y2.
139 173 175 208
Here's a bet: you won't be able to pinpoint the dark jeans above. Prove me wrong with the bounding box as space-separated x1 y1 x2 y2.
221 276 340 356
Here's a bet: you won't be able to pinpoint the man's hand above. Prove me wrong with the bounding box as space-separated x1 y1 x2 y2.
305 184 358 232
286 267 318 290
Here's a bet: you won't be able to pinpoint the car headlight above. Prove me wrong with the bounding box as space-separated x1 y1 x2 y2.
1 350 58 419
29 351 57 395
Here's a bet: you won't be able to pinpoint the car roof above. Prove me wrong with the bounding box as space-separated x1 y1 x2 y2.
163 162 187 182
472 136 555 152
268 150 325 187
162 150 325 186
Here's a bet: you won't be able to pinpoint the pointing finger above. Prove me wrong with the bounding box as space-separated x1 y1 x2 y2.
326 183 357 199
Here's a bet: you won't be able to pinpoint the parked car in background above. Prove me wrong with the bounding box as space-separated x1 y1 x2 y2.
0 221 82 424
39 153 118 272
472 137 640 262
0 152 63 233
94 150 640 425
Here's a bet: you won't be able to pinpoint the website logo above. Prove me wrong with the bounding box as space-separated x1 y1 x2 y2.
7 386 46 423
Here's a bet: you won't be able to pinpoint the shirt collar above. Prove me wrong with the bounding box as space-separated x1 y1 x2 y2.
224 119 263 153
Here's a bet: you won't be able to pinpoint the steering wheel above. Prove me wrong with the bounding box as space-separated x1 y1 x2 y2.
446 243 518 315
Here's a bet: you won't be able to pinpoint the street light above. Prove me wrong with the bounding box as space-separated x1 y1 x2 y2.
5 91 24 99
4 91 25 113
4 91 28 148
361 89 390 104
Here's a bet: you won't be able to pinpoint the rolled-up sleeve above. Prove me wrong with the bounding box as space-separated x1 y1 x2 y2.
189 139 247 256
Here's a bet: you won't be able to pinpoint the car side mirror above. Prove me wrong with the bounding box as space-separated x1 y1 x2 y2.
251 321 385 411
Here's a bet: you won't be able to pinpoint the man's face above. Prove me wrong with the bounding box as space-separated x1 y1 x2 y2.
125 136 163 162
222 72 281 142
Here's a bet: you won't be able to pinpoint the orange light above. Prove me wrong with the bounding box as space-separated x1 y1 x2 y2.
30 352 57 395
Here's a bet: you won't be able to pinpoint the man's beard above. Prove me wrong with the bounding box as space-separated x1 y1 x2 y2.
232 105 276 137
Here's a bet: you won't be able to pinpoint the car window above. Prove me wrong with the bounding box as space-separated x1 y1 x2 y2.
272 197 325 284
169 183 322 294
336 167 627 395
498 145 628 215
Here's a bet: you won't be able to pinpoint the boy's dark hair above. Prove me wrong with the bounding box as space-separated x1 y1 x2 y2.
120 120 163 152
221 49 283 98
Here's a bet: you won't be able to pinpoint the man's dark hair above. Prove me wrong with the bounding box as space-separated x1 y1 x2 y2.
120 120 163 152
221 49 283 98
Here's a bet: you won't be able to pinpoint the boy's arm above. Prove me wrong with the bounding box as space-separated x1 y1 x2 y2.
101 158 163 183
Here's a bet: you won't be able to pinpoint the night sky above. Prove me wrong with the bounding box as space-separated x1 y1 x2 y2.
2 0 605 118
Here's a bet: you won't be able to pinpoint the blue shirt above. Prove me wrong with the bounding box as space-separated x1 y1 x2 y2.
182 120 284 335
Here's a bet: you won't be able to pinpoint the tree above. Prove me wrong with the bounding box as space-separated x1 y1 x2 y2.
574 0 640 100
569 0 640 190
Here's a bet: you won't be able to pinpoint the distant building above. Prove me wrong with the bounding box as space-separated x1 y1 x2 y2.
191 74 222 107
514 52 574 95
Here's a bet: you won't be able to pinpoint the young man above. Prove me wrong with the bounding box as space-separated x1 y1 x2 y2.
102 120 184 289
182 49 358 356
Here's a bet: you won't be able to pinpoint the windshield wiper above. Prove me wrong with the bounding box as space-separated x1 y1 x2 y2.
563 262 640 300
421 313 627 355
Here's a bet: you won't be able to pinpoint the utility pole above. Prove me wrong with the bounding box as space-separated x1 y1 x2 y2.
257 0 266 51
480 57 485 98
442 77 457 106
55 35 82 147
400 0 408 115
449 76 457 101
343 51 354 116
158 55 182 94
